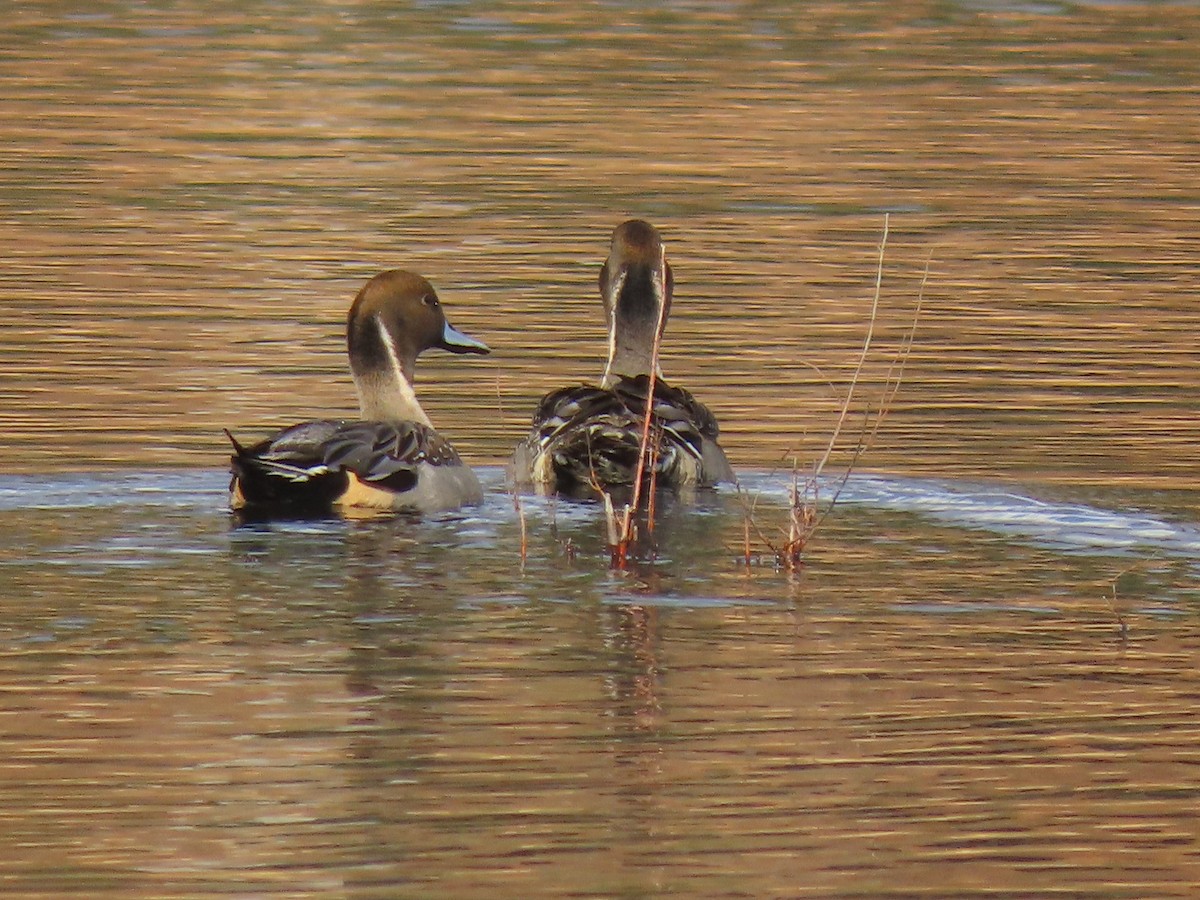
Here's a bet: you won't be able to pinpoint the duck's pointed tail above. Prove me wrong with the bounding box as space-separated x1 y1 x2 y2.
223 428 246 455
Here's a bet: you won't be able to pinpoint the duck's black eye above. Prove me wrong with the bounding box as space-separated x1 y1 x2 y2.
422 294 439 307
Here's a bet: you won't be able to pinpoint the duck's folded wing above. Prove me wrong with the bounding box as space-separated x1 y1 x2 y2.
633 380 733 481
529 377 719 456
231 420 462 506
320 421 462 485
529 384 628 437
610 376 722 441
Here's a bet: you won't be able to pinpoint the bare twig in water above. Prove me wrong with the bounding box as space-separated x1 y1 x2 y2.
814 213 888 482
645 424 662 538
735 482 779 564
605 241 671 568
735 215 925 569
508 473 528 568
601 491 622 563
588 456 626 567
806 252 928 537
734 453 813 569
1104 554 1158 640
771 457 821 570
784 461 804 569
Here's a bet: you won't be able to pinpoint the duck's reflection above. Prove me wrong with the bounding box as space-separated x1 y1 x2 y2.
219 483 755 894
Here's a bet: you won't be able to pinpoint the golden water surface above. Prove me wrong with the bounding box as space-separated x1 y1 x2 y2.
2 2 1196 488
1 3 1199 897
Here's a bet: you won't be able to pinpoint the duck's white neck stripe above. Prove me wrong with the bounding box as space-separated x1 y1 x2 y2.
601 262 666 388
602 269 627 388
368 313 431 427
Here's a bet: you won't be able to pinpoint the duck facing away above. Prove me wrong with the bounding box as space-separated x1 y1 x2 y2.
512 220 734 494
227 270 489 516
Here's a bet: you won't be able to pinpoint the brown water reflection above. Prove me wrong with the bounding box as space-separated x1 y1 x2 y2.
0 475 1195 897
3 2 1200 897
1 482 1198 896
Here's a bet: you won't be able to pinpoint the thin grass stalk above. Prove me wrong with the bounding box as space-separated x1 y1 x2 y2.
857 254 927 453
601 491 622 565
794 216 906 542
1103 554 1155 639
733 458 789 563
780 459 817 569
786 466 801 569
510 478 527 567
625 245 669 519
733 216 910 567
738 492 777 558
807 258 925 537
611 242 670 565
645 425 661 537
814 213 888 481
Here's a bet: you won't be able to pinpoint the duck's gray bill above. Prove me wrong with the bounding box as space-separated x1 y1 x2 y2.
441 320 490 355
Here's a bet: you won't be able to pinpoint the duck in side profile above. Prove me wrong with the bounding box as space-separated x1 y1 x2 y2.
227 269 489 516
512 219 734 494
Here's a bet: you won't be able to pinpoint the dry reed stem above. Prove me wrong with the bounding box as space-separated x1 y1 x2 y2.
756 214 889 568
734 454 805 565
854 253 927 455
785 465 802 568
734 215 926 569
605 242 671 567
814 213 888 482
748 214 889 568
645 425 662 537
775 459 820 569
1103 554 1158 639
736 472 808 567
734 487 770 554
506 471 528 568
604 494 624 564
805 254 927 537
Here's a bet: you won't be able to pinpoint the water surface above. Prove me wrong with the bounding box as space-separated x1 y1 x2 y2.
2 2 1199 897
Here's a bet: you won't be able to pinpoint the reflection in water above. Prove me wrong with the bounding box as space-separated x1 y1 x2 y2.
0 469 1198 894
2 1 1200 895
604 602 666 738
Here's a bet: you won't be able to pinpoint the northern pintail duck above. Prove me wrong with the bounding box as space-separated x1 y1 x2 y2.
227 270 490 515
513 220 734 493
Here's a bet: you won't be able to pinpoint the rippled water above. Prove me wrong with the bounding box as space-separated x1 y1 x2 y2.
3 2 1200 896
3 470 1200 896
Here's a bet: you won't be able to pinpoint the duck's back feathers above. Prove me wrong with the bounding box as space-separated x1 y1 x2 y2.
229 419 480 514
516 374 733 492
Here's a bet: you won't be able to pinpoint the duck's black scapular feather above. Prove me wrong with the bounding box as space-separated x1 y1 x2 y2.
526 374 727 490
